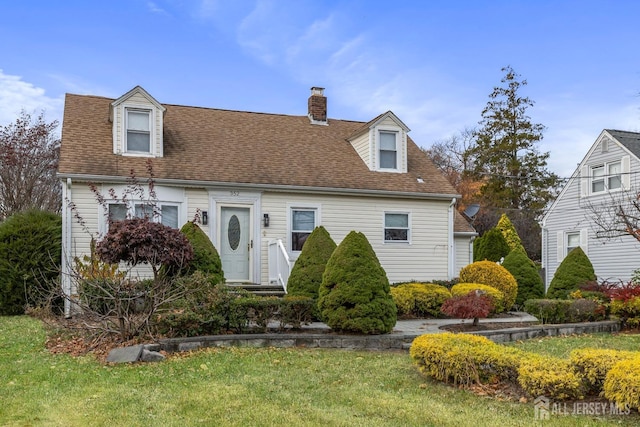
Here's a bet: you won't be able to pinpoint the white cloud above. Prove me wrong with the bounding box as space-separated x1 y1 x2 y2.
147 1 169 15
0 70 63 127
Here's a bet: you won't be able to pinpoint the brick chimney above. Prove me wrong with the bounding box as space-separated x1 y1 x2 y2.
308 87 327 125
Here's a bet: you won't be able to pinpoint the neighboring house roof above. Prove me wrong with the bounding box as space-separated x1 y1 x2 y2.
606 129 640 158
59 93 457 198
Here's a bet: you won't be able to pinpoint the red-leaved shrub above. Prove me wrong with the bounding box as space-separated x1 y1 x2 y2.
441 292 494 326
604 281 640 303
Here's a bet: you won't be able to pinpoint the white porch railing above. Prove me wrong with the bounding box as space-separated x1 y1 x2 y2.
268 238 293 293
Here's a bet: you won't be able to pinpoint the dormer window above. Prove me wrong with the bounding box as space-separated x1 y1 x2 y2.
126 109 152 153
379 131 398 169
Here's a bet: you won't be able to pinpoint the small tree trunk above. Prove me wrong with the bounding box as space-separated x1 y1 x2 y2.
472 317 479 326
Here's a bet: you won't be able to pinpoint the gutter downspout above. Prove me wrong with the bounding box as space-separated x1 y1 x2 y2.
62 178 72 317
448 198 456 280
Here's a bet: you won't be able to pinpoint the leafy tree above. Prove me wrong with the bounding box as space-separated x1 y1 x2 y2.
546 247 596 299
318 231 396 334
0 111 61 221
440 292 494 326
0 210 61 314
287 226 336 299
501 248 544 306
96 218 193 282
425 127 483 212
496 213 525 252
470 66 560 215
473 227 510 262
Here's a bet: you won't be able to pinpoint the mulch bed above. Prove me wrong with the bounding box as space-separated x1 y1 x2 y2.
440 321 540 333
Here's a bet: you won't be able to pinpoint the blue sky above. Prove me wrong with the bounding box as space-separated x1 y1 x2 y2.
1 0 639 178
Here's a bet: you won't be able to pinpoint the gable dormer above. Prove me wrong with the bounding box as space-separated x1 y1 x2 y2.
348 111 410 173
109 86 166 157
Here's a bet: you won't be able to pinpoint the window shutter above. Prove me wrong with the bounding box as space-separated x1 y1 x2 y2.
580 229 588 255
580 166 589 197
557 231 564 262
622 155 631 190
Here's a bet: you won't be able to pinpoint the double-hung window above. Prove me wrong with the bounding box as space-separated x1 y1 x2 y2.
379 131 398 169
291 209 316 252
566 232 580 255
106 201 180 230
126 109 151 153
384 212 410 242
591 161 622 194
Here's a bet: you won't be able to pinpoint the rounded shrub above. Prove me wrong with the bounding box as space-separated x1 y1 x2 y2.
496 213 525 253
287 226 336 300
177 221 224 284
450 282 504 313
459 260 518 310
518 354 584 400
603 356 640 410
547 247 596 299
317 231 396 334
569 349 637 394
501 248 544 306
390 283 451 318
0 210 62 315
473 227 510 262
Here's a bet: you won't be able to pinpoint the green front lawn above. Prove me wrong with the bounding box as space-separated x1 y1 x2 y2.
1 316 638 426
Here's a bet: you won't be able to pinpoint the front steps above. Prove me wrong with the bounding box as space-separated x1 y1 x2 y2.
226 283 286 297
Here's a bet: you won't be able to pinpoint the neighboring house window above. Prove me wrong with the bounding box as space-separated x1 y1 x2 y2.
607 161 622 190
126 109 151 153
591 161 622 193
379 131 398 169
566 232 580 255
384 212 410 242
291 208 316 251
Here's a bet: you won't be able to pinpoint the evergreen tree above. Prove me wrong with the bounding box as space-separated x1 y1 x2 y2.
502 247 544 306
179 221 224 285
546 247 596 299
473 227 510 262
496 213 526 253
318 231 396 334
470 66 560 216
288 226 336 299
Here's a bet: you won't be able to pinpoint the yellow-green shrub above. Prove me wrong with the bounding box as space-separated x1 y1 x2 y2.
410 332 524 386
518 355 584 400
450 283 505 313
459 261 518 310
610 296 640 329
390 283 451 317
570 349 637 394
603 356 640 410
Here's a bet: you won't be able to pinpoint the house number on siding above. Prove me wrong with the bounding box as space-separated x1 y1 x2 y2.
230 191 240 197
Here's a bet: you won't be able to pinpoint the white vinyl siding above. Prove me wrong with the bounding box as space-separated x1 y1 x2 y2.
544 133 640 285
261 192 451 285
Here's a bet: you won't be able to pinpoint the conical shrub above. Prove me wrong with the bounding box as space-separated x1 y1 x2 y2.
318 231 397 334
547 247 596 299
502 248 544 306
474 227 510 262
496 214 526 253
287 226 336 299
176 221 224 284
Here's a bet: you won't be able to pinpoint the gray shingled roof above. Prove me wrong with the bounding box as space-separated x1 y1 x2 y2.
607 129 640 158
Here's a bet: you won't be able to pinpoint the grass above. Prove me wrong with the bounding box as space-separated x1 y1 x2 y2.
1 316 639 426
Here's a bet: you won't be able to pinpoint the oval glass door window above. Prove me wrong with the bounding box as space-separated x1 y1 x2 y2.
228 215 241 250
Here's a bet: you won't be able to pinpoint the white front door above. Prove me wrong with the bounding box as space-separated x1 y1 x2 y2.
220 206 252 282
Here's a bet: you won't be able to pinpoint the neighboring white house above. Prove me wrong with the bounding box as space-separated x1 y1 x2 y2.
541 129 640 288
58 86 475 314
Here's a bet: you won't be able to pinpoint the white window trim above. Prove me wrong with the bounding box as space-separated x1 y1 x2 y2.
587 158 628 195
383 211 411 244
375 127 403 173
556 229 588 262
287 203 321 256
122 104 156 157
101 200 182 235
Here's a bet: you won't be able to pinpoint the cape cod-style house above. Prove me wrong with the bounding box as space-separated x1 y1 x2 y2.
541 129 640 287
58 86 475 314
